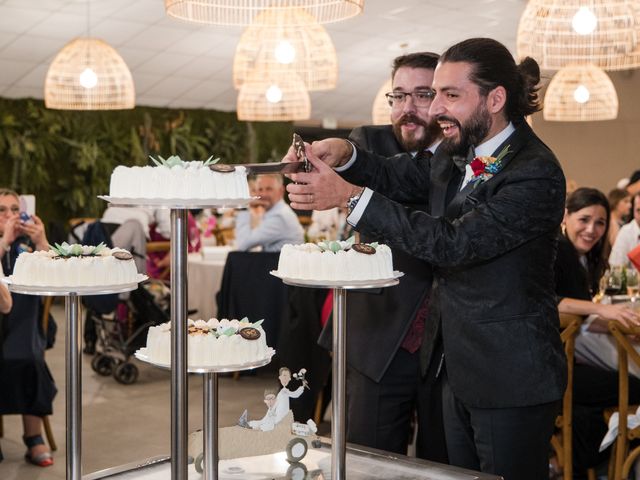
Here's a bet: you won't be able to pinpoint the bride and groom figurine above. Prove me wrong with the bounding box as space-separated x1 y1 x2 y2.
241 367 309 432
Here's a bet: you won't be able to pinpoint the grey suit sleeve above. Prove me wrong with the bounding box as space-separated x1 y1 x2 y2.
356 153 566 268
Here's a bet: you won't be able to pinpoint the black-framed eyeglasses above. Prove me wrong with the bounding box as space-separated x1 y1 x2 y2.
385 90 435 107
0 206 19 215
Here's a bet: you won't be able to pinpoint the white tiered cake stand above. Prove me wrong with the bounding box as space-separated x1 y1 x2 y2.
1 275 147 480
100 196 254 480
270 271 403 480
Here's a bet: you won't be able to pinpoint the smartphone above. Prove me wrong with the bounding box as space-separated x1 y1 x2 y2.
20 212 33 224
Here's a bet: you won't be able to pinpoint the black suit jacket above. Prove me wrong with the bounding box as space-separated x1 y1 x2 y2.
318 125 433 382
341 121 567 408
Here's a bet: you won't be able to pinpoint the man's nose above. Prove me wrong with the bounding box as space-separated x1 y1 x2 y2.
429 95 444 117
401 95 417 114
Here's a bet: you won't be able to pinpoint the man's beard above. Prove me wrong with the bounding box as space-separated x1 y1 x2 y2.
392 113 441 153
438 102 492 157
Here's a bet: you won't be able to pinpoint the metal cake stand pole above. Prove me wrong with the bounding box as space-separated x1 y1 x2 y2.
332 287 347 480
203 372 219 480
170 208 189 480
66 292 82 480
272 273 400 480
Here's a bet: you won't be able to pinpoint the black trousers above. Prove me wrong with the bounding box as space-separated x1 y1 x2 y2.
346 347 448 463
442 371 560 480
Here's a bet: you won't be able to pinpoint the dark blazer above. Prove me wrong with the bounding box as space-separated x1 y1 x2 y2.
318 125 433 382
341 121 567 408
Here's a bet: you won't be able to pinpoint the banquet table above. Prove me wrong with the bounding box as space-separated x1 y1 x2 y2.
187 248 229 320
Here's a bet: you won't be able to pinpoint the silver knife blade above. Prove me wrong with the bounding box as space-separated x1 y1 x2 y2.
237 161 307 174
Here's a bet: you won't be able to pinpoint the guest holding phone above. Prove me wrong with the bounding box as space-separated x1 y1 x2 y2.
0 188 56 467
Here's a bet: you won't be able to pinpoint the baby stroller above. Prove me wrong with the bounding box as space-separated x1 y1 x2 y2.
87 280 170 384
81 220 169 384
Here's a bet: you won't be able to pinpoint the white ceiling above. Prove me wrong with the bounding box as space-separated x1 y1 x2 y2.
0 0 527 126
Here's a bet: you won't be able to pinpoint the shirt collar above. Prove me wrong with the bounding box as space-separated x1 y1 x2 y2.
473 122 515 158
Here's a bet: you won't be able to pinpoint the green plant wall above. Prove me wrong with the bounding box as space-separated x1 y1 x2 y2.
0 97 293 225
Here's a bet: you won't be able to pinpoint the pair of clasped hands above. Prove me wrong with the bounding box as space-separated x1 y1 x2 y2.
283 138 363 212
1 211 47 250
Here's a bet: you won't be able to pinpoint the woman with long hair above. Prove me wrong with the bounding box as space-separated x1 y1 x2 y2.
555 187 640 478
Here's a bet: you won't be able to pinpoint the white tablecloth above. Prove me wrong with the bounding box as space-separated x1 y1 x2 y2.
187 252 227 320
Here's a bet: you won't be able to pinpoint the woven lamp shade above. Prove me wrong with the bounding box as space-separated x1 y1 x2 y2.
371 79 392 125
233 8 337 91
543 64 618 121
44 38 134 110
237 70 310 121
165 0 364 26
517 0 640 71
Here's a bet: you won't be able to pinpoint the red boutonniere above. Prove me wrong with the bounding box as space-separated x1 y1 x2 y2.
469 145 511 184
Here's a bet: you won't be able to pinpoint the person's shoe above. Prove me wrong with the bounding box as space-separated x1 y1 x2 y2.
23 435 53 467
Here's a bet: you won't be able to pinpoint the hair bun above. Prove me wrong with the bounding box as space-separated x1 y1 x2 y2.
518 56 541 85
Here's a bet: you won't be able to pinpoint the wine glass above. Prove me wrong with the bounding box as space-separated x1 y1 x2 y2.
605 266 623 298
627 268 639 304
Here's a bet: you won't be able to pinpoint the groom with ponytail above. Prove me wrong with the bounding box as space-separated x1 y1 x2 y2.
284 37 568 480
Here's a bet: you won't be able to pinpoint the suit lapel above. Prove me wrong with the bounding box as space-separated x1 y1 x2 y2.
443 122 531 219
429 149 457 217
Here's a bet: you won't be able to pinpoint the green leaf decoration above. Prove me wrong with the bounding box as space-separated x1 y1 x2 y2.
317 241 330 252
203 156 221 166
240 316 249 323
345 235 356 247
329 241 341 253
370 242 379 249
223 327 236 336
252 319 264 327
149 155 162 167
71 244 83 255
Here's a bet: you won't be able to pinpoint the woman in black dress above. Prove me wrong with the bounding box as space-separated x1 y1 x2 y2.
555 187 640 478
0 188 56 467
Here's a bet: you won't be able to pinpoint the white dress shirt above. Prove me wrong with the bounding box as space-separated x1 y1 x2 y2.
609 220 640 267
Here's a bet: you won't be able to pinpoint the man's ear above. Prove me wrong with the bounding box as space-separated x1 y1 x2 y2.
486 86 507 114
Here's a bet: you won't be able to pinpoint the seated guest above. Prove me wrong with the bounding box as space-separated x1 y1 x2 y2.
234 175 303 252
607 188 631 248
555 187 640 477
0 188 56 467
146 209 201 279
609 193 640 267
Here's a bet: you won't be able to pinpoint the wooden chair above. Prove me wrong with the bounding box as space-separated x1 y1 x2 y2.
607 321 640 479
213 227 234 246
551 313 584 479
0 296 58 451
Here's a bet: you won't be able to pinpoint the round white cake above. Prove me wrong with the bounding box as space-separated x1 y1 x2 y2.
109 160 250 200
11 243 139 287
276 240 394 281
144 318 272 367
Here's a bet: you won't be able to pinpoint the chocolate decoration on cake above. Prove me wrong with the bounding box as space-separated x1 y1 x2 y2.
352 243 376 255
210 164 236 173
239 327 261 340
112 251 133 261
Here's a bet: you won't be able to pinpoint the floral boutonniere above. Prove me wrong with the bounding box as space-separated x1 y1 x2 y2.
469 144 511 184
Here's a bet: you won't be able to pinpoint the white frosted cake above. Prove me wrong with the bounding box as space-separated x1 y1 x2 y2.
276 238 394 281
11 243 139 287
109 155 250 200
144 318 272 367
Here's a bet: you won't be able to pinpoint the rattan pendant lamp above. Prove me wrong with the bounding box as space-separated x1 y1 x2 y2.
237 68 310 121
371 79 392 125
233 8 337 91
517 0 640 71
543 64 618 121
165 0 364 26
44 1 134 110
